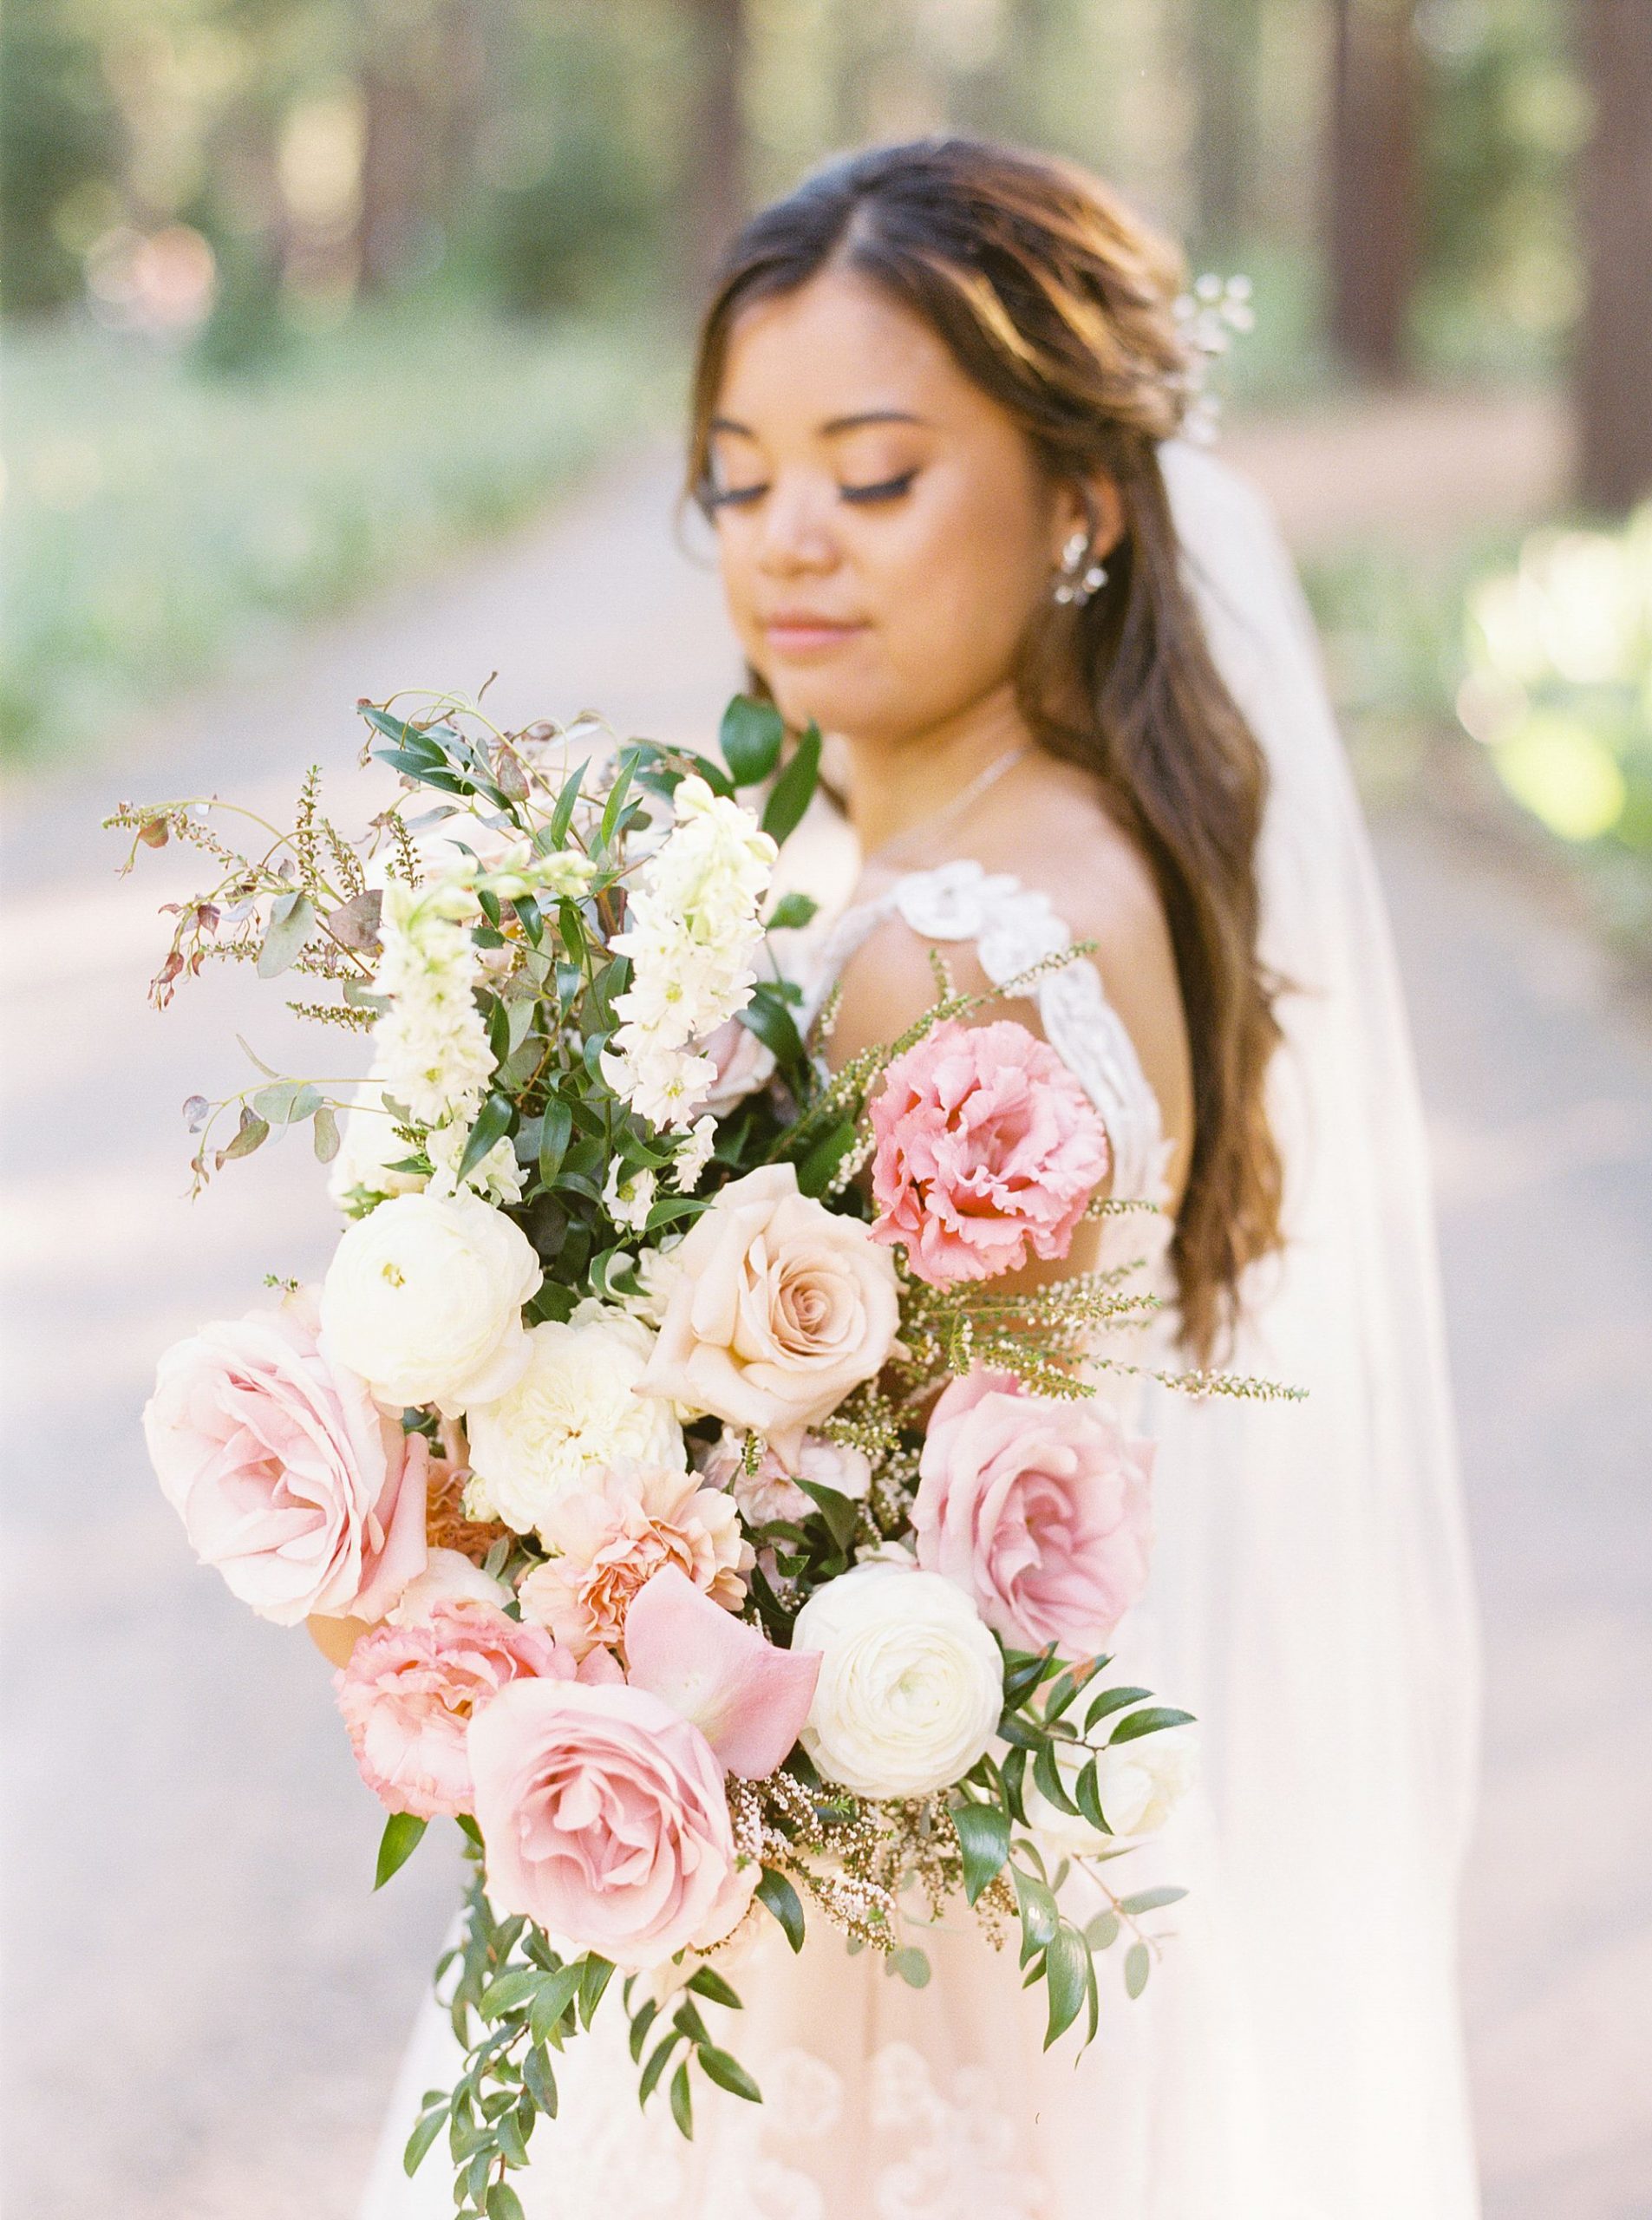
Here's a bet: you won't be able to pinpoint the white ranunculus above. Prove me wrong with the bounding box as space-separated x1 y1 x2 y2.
463 1302 686 1538
318 1190 540 1418
1024 1724 1199 1854
791 1561 1003 1799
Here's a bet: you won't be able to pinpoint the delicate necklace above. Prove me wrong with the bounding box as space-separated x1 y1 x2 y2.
864 743 1031 868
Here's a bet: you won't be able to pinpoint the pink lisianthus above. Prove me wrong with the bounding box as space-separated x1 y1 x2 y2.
914 1370 1154 1655
698 1431 873 1528
868 1020 1110 1286
335 1599 597 1818
514 1462 753 1661
142 1292 428 1626
467 1675 754 1971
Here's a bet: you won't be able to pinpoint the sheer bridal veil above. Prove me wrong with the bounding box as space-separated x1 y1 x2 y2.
1150 440 1484 2212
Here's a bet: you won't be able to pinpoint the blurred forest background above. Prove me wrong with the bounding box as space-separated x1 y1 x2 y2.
4 0 1652 950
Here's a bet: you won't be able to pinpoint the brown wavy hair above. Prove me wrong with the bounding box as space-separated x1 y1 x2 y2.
686 137 1283 1359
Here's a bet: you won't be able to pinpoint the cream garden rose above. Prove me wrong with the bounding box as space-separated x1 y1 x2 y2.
318 1189 541 1417
463 1303 685 1538
639 1164 900 1462
790 1560 1003 1799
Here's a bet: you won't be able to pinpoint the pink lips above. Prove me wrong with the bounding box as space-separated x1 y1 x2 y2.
762 611 866 657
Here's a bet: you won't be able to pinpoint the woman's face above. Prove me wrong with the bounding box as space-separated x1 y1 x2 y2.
706 265 1083 748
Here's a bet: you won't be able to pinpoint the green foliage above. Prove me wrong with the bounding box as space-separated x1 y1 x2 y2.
3 306 664 767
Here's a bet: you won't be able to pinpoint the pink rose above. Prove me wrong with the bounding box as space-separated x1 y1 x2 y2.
515 1462 752 1660
640 1165 900 1463
467 1676 753 1970
334 1598 583 1818
143 1293 428 1627
869 1020 1110 1285
914 1370 1154 1655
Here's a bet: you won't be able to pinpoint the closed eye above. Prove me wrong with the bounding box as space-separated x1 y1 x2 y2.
840 470 917 505
705 481 768 510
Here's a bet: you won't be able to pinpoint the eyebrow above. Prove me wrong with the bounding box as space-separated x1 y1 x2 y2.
708 409 929 439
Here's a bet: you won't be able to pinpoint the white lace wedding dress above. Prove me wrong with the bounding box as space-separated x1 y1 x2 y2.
356 445 1485 2219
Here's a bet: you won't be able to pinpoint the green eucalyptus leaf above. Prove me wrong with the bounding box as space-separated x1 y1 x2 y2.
252 1080 321 1126
374 1811 428 1890
886 1947 931 1988
486 2184 526 2220
1012 1866 1060 1967
761 723 822 845
1124 1941 1152 1999
720 695 787 786
312 1103 341 1162
627 1997 659 2064
1084 1910 1120 1953
258 891 316 979
1117 1886 1188 1916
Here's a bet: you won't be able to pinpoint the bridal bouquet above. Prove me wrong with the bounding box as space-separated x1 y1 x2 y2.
119 692 1246 2218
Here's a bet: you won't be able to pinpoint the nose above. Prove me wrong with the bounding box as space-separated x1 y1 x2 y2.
754 473 839 578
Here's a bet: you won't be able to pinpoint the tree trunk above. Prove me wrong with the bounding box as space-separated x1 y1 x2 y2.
1327 0 1419 380
683 0 748 306
1191 0 1262 251
1577 0 1652 511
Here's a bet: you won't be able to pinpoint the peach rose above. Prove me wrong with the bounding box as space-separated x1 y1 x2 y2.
514 1461 752 1660
334 1598 592 1818
869 1020 1109 1285
914 1369 1154 1655
639 1165 899 1462
467 1676 753 1970
143 1293 428 1627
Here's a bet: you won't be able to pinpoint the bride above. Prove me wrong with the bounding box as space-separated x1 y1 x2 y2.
354 138 1484 2218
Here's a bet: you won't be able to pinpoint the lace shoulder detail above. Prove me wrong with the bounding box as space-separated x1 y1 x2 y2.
813 859 1171 1206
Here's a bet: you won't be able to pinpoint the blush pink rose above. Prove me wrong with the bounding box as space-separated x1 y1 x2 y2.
514 1462 752 1661
914 1369 1154 1655
467 1675 753 1970
143 1292 428 1626
639 1165 900 1463
334 1598 591 1819
869 1020 1110 1285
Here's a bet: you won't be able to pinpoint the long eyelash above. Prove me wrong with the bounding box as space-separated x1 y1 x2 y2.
840 471 917 505
705 484 768 511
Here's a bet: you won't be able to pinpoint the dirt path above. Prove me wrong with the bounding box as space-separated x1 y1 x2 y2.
2 428 1645 2220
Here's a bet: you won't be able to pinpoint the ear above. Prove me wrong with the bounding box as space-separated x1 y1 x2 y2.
1050 473 1125 565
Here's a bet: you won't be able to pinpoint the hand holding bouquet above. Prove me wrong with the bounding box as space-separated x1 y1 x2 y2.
117 689 1288 2216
